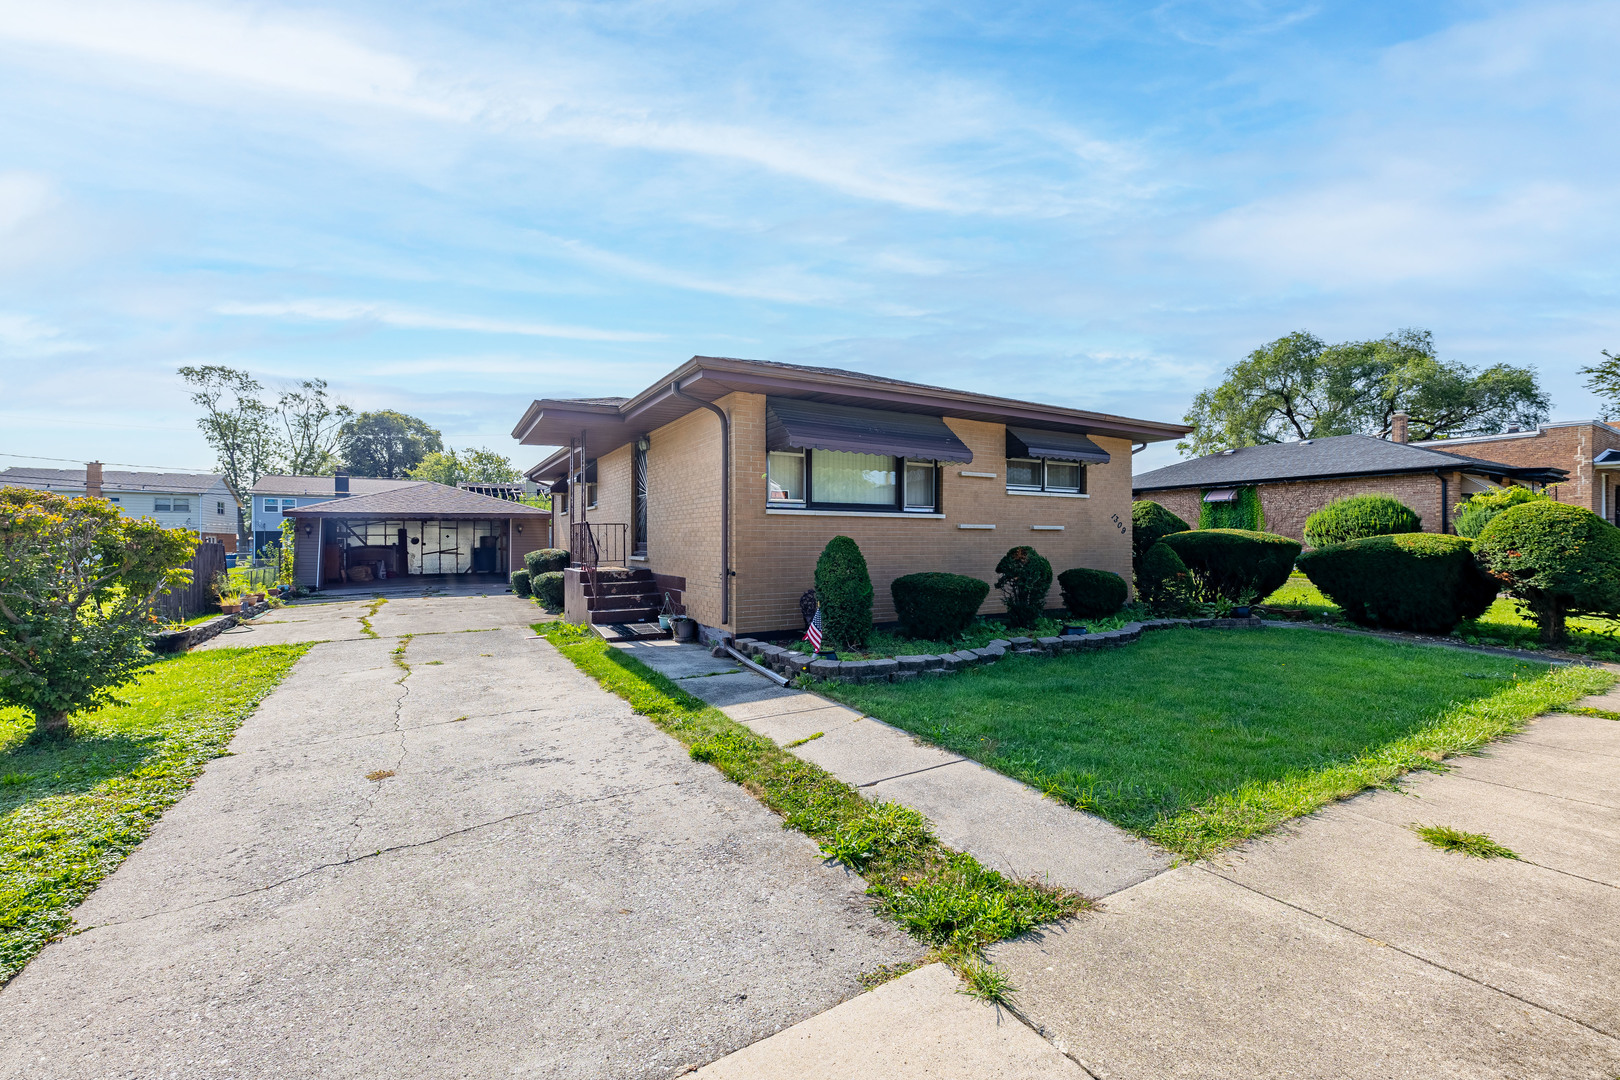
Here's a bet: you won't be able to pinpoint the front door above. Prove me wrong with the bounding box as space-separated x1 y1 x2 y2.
633 439 649 558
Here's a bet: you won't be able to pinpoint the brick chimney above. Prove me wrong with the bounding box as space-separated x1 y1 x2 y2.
85 461 104 499
1391 412 1409 444
334 470 350 497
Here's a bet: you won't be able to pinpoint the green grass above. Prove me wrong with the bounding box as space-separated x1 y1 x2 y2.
533 621 1088 970
0 644 308 982
1414 824 1520 859
820 629 1612 859
788 612 1143 661
1263 572 1620 658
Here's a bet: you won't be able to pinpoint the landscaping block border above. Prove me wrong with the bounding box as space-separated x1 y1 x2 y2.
147 600 273 653
733 617 1264 684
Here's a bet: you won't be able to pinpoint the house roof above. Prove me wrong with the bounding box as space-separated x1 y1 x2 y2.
251 475 422 497
282 482 549 517
516 355 1191 480
1133 434 1569 492
0 467 225 494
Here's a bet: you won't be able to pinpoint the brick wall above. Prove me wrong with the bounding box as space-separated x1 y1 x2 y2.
646 404 725 627
1417 422 1620 519
1137 470 1465 544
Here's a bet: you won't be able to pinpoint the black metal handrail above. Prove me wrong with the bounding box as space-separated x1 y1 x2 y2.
570 522 627 567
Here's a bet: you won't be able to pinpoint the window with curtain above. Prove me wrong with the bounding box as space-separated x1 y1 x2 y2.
764 450 938 512
1006 457 1085 494
767 451 805 503
904 461 935 510
810 450 895 506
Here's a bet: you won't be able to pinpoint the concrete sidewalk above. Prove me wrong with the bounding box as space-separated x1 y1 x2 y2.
615 640 1170 898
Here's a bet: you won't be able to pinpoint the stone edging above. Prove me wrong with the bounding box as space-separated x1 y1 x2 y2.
148 601 273 653
733 617 1264 685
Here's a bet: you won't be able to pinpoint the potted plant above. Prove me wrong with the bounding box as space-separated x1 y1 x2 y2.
220 593 242 615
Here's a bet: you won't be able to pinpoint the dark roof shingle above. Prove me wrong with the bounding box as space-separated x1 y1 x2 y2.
284 482 547 517
0 467 224 494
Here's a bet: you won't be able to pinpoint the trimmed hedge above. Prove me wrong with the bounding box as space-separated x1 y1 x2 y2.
1476 501 1620 643
510 569 532 598
995 546 1053 628
533 570 565 611
1132 501 1190 580
891 572 990 640
1057 567 1128 619
1139 542 1191 606
1297 534 1498 634
1199 486 1264 531
524 548 569 575
1456 486 1548 539
1304 494 1420 548
1157 529 1300 604
814 536 873 650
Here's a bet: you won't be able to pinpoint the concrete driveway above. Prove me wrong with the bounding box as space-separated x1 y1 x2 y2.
0 596 919 1079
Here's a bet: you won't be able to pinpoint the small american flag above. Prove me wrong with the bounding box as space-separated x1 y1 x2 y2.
804 604 823 651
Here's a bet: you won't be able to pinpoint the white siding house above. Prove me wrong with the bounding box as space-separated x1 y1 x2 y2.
0 465 238 549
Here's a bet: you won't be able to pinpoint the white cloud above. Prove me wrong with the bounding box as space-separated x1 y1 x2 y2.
0 172 57 235
0 312 91 357
214 298 664 342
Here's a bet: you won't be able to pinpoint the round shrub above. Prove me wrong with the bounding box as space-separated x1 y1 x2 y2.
510 568 532 598
1475 501 1620 643
1132 501 1190 580
1297 534 1498 634
891 572 990 640
533 570 565 611
1057 567 1128 619
1157 529 1300 604
1303 494 1421 548
994 546 1053 628
1139 542 1191 607
1455 486 1549 539
524 548 569 575
814 535 873 649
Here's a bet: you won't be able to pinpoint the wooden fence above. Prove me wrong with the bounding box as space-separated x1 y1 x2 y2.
151 541 227 623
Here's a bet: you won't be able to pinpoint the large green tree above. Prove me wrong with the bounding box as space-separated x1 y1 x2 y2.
1580 349 1620 418
1180 329 1550 455
407 447 520 487
0 488 196 740
179 365 280 548
338 411 443 478
277 378 353 476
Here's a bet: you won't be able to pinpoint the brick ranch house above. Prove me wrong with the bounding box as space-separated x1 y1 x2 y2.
1133 416 1566 543
514 356 1190 640
1412 420 1620 525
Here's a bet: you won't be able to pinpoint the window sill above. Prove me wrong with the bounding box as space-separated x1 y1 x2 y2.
766 508 945 519
1005 489 1090 498
629 555 648 562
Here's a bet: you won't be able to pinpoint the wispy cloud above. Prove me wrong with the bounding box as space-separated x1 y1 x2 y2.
0 312 91 357
215 300 664 342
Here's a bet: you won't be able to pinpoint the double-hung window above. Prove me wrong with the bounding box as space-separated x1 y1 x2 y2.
767 449 939 513
1005 458 1086 495
155 497 190 513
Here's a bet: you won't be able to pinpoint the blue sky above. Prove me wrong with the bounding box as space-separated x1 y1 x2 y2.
0 0 1614 476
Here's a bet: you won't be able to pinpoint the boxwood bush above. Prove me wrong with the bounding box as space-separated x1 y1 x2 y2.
1475 501 1620 643
1297 534 1498 634
510 569 532 598
1132 501 1190 580
1303 494 1421 548
1455 486 1548 539
1057 567 1128 619
890 572 990 640
524 548 569 575
1139 542 1192 607
1157 529 1300 603
994 546 1053 628
814 535 874 649
533 570 565 611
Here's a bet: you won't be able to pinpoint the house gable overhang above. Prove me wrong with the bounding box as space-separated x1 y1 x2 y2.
514 356 1191 469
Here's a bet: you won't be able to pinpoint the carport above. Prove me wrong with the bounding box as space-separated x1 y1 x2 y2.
284 482 550 590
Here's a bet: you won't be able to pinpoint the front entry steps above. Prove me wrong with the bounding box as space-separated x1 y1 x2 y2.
580 567 669 641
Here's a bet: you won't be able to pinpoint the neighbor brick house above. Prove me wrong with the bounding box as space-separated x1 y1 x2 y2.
1412 420 1620 525
514 355 1190 639
1133 417 1566 544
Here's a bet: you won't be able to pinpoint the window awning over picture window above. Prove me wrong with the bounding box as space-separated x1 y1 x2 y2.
765 398 973 463
1004 426 1111 465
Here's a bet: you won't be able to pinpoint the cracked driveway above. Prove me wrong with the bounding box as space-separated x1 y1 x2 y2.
0 597 919 1079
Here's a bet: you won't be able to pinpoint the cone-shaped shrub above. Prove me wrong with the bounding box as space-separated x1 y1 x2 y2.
1475 501 1620 643
1157 529 1300 603
510 569 532 598
891 572 989 640
1132 501 1190 581
1303 494 1420 548
994 546 1053 628
1298 533 1497 633
1057 567 1128 619
814 535 873 649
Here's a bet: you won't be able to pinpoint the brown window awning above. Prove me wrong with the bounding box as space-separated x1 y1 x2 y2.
1005 426 1111 465
765 398 974 463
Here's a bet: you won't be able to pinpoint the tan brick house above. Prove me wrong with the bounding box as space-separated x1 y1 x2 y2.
1412 420 1620 525
1133 422 1566 544
514 356 1189 639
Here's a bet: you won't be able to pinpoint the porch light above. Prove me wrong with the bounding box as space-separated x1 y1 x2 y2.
636 435 650 451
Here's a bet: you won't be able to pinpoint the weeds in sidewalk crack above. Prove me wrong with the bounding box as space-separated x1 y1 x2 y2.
358 597 386 638
1414 824 1519 859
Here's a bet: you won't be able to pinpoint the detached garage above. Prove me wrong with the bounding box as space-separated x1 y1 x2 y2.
285 482 550 590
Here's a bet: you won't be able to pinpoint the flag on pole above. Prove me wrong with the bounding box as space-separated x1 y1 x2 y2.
804 604 823 651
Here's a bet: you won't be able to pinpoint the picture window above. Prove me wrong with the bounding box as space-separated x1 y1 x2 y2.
765 450 938 513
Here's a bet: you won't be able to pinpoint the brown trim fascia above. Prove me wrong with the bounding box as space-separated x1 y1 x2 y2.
511 400 626 443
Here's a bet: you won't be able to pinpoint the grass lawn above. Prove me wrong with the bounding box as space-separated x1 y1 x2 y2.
0 644 308 983
821 628 1612 858
1264 571 1620 659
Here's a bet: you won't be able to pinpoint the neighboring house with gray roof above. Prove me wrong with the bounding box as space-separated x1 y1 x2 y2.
248 473 422 555
1133 420 1566 542
0 463 239 549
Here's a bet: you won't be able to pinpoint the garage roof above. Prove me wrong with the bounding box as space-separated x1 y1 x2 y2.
283 482 548 518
